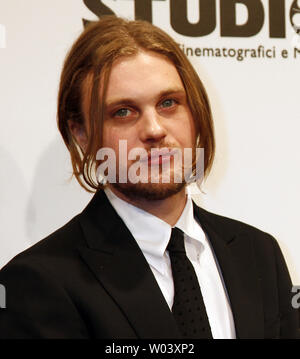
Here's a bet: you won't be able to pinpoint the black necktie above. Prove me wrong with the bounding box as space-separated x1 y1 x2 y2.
167 227 213 339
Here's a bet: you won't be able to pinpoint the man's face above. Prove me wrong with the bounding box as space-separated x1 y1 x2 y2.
101 50 196 200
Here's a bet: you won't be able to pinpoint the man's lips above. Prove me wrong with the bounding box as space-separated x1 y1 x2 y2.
139 148 178 166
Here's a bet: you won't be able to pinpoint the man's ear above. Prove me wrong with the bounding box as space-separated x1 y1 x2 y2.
68 120 88 151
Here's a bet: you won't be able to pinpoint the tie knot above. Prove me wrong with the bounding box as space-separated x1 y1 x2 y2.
167 227 185 253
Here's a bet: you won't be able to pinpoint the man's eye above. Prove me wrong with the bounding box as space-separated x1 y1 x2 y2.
161 99 176 108
114 108 131 118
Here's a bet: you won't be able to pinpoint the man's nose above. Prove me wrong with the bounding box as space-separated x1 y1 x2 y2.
138 109 167 144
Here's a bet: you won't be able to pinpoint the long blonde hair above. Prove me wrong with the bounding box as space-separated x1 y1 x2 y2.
57 16 215 192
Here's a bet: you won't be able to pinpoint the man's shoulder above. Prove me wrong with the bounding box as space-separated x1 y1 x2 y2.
195 204 277 243
195 205 285 270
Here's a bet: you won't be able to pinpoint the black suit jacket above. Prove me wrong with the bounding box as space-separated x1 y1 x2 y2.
0 190 298 339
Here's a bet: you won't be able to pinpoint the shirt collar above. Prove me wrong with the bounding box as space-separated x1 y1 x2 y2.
175 193 207 248
104 187 205 274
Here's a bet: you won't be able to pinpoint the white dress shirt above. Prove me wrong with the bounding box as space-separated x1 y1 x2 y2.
104 188 236 339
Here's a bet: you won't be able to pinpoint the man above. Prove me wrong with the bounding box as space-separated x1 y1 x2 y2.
0 16 298 339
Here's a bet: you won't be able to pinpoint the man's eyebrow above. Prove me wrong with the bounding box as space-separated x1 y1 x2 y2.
105 87 186 108
158 88 186 98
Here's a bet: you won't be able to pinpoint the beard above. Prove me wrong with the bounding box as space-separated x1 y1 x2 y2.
100 143 197 201
109 158 188 201
111 180 186 201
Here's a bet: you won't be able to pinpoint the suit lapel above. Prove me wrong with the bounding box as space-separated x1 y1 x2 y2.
76 190 264 338
194 204 264 339
77 190 181 339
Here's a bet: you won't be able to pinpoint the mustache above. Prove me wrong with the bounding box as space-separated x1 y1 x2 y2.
129 145 180 163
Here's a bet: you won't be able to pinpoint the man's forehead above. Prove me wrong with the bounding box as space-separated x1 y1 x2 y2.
105 51 185 104
82 52 185 107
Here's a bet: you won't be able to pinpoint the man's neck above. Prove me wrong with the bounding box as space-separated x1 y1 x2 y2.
106 185 187 227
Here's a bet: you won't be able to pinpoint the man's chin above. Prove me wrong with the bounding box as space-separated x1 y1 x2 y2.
110 181 186 201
